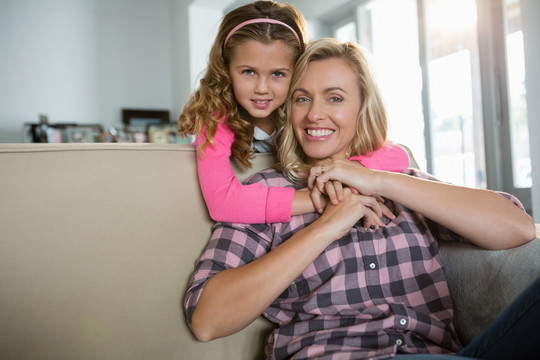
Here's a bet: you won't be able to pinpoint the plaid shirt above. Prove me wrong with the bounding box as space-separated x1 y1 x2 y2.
184 168 523 360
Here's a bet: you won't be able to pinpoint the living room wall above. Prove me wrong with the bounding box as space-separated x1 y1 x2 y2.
0 0 179 143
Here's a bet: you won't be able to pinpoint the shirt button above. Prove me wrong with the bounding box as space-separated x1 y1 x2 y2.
399 318 407 326
396 339 403 346
369 263 376 269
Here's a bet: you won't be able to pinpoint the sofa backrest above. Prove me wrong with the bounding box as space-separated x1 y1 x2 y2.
1 143 539 359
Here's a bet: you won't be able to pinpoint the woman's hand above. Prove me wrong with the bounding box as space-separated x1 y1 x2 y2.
311 183 393 228
308 159 379 196
308 160 394 227
314 187 383 239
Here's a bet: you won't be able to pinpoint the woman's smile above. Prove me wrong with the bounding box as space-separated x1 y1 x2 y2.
305 128 335 139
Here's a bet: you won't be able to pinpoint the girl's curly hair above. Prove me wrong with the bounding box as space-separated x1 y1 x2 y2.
178 1 307 168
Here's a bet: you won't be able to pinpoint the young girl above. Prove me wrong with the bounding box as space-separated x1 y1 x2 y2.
178 1 409 224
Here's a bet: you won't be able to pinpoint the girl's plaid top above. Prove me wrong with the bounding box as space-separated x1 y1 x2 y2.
184 168 524 360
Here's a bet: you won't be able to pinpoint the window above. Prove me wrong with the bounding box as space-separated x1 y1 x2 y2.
329 0 531 211
423 0 486 187
504 0 530 188
334 0 426 170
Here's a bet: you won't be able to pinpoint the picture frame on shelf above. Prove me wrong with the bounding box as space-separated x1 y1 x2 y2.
147 123 187 144
23 123 103 143
64 124 103 143
122 109 170 127
122 108 171 143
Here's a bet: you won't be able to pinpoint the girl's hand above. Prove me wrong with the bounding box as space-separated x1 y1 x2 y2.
361 198 395 229
309 180 346 213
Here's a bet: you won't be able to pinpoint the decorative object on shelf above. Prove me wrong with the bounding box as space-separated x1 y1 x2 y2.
23 122 103 143
147 123 191 144
121 108 170 126
64 125 103 143
22 109 183 143
122 108 171 143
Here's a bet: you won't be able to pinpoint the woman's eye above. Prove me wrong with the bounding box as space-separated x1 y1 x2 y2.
294 96 310 104
273 71 285 78
329 96 343 103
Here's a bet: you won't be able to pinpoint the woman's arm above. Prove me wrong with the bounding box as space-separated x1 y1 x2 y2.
309 159 536 249
189 188 377 342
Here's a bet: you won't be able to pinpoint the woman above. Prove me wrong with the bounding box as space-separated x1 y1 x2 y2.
184 38 537 359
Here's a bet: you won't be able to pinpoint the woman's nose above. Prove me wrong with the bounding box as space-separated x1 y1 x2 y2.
307 99 325 122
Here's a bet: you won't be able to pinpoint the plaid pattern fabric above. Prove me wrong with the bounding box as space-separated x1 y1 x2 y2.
184 168 523 360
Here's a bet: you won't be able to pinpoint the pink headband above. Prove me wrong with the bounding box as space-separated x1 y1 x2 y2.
223 18 301 49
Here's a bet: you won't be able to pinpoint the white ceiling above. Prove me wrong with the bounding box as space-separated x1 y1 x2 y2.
189 0 361 22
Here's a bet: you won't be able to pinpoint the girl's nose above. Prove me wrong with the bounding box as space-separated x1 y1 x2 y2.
254 77 269 94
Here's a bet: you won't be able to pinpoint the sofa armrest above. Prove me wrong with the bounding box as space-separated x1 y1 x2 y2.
438 228 540 345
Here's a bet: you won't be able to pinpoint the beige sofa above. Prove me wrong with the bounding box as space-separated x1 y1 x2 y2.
1 143 539 360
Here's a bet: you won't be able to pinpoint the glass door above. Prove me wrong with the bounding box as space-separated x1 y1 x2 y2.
504 0 530 189
422 0 486 187
477 0 531 212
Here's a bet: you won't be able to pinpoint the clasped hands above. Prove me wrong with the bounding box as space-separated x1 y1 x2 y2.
307 159 395 229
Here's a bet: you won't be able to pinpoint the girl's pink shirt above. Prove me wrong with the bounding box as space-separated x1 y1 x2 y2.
196 119 409 224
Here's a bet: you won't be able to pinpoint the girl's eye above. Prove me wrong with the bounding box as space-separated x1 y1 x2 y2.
242 69 255 75
273 71 285 78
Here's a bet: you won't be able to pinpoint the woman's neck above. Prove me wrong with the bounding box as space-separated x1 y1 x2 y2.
307 154 347 167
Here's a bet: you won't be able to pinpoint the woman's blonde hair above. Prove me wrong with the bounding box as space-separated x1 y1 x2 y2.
276 38 389 184
178 1 307 168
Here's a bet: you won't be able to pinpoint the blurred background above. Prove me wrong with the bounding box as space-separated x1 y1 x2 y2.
0 0 538 220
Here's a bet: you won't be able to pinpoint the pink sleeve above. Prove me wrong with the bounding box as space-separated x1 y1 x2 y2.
196 120 294 224
348 141 409 172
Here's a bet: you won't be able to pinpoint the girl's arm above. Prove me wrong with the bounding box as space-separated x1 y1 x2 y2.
348 141 409 172
291 143 408 216
198 119 408 223
309 160 536 249
196 120 295 223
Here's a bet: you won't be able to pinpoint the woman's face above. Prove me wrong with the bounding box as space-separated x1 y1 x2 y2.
290 57 361 163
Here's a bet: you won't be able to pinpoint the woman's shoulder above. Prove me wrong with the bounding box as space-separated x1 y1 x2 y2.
244 167 295 188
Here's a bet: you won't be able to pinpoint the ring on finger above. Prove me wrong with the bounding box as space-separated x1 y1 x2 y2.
321 164 325 173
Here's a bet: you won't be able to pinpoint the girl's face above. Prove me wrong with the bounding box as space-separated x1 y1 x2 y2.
229 39 295 134
291 57 361 163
